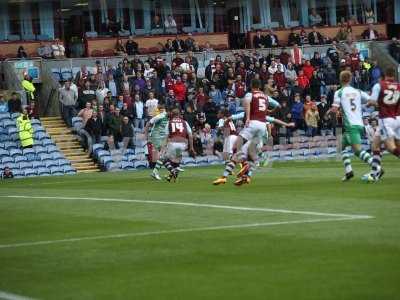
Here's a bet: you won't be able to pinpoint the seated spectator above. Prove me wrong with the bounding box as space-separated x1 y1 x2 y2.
185 34 195 51
173 35 185 53
164 15 177 30
336 26 348 41
1 167 13 180
203 42 214 52
309 8 323 26
297 70 310 89
299 27 308 44
8 92 22 113
115 39 126 56
0 94 8 113
52 39 66 58
16 107 34 149
152 15 163 30
37 42 53 59
365 7 375 24
362 24 378 40
78 102 93 126
17 46 28 59
164 39 175 52
27 101 39 119
389 37 400 63
264 29 279 48
85 111 103 144
308 26 324 45
288 28 301 46
310 52 323 68
126 36 139 55
253 30 265 48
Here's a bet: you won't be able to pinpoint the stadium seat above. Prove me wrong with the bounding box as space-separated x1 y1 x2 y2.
121 161 134 170
0 149 9 158
44 159 59 168
35 132 48 140
19 161 33 170
33 125 45 133
57 159 70 166
15 155 27 164
96 150 110 160
42 139 55 147
47 145 59 154
10 112 20 120
24 168 37 177
39 153 53 161
50 166 64 175
100 156 113 169
133 161 148 169
8 127 18 141
34 145 47 154
0 112 10 121
30 119 41 126
9 148 22 157
52 152 64 160
37 167 51 176
2 119 15 129
32 161 45 168
12 169 24 178
63 165 76 174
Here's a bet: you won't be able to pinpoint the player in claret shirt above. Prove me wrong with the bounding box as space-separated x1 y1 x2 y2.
213 79 278 185
153 108 195 182
365 68 400 181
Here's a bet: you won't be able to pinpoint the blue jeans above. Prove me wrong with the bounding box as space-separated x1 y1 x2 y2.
62 105 75 127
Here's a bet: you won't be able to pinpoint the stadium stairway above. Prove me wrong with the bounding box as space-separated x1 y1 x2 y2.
41 117 100 173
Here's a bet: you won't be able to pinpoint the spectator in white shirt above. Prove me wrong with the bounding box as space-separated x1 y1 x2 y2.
106 74 117 98
164 15 177 29
145 92 159 119
133 94 145 129
268 60 278 75
96 81 110 105
52 39 65 58
143 63 155 81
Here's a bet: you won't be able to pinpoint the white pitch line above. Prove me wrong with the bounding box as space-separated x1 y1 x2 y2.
2 195 374 219
0 290 37 300
0 217 359 249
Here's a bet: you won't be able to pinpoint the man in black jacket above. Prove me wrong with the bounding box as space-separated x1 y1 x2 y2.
264 29 279 48
389 37 400 63
287 28 301 46
121 116 134 149
173 35 185 53
253 30 265 48
308 26 324 45
126 36 139 55
85 111 103 144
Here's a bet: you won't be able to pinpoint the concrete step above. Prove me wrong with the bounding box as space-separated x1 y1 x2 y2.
69 158 93 164
77 169 101 173
41 116 63 121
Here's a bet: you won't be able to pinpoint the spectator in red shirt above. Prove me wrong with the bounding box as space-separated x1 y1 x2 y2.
349 48 361 72
164 72 175 92
173 76 187 110
273 64 286 90
194 86 209 111
297 70 310 89
235 75 246 98
302 60 315 80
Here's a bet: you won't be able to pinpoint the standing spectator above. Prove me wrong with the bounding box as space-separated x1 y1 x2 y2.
288 28 301 46
290 44 303 66
173 76 187 110
152 15 163 30
27 101 39 119
285 62 297 86
59 81 78 127
8 92 22 113
184 34 195 51
310 52 323 68
194 86 209 112
302 60 315 80
95 81 110 105
297 70 310 90
37 42 53 59
1 167 14 180
115 39 126 56
52 39 66 58
121 116 134 150
305 104 320 137
132 94 145 129
309 8 323 26
164 15 177 30
165 89 177 109
253 30 265 48
77 102 93 126
17 46 28 59
16 108 34 148
126 36 139 55
0 94 8 113
145 92 159 119
369 60 382 87
362 24 378 40
85 111 103 144
308 26 324 45
106 106 122 149
291 93 304 130
309 70 321 100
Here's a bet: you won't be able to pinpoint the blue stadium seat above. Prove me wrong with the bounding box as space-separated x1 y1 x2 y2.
4 141 18 151
42 139 55 147
2 119 15 129
37 167 51 176
0 112 10 122
182 157 196 166
39 153 53 161
126 154 137 162
35 132 48 140
47 145 59 154
10 113 20 120
9 148 22 157
33 125 45 133
15 155 27 163
19 161 33 170
121 161 134 170
92 143 104 155
0 149 9 158
8 127 18 141
44 159 59 168
30 119 41 126
72 117 83 131
1 156 13 165
124 148 135 155
134 161 148 169
100 156 113 168
50 166 64 175
12 169 24 178
57 159 70 166
51 153 64 160
24 168 37 177
96 150 110 159
63 165 76 174
32 161 45 168
34 145 47 154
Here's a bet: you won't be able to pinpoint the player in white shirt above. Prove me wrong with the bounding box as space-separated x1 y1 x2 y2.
329 71 375 182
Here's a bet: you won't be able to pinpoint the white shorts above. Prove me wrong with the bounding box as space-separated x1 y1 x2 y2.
223 135 238 154
239 120 266 144
242 140 262 160
165 142 186 162
378 117 400 140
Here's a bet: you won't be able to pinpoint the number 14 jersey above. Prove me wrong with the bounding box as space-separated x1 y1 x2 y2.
333 86 370 128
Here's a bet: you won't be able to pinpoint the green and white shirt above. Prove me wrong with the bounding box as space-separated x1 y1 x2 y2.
149 111 169 141
333 86 369 128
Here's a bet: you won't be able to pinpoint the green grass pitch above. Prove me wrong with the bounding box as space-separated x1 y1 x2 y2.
0 158 399 300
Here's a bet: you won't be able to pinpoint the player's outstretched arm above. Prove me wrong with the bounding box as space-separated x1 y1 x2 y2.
267 116 295 128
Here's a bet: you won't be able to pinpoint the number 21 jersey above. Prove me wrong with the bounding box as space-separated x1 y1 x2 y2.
371 80 400 119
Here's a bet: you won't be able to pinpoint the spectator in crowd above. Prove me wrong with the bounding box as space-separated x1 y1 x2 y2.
37 42 53 59
145 92 159 119
288 28 301 46
362 24 378 40
305 103 320 137
52 39 66 58
173 76 187 110
309 8 323 26
17 46 28 59
78 102 93 126
336 26 348 41
369 60 382 87
105 106 122 149
365 7 375 24
185 34 195 51
27 101 39 119
164 39 175 52
96 81 110 105
0 94 8 113
8 92 22 113
173 35 185 52
121 116 134 150
85 110 102 144
291 93 304 130
59 81 78 127
308 26 324 45
389 37 400 63
253 30 265 48
1 167 13 180
290 44 303 66
126 36 139 55
264 29 279 48
115 39 126 56
164 15 177 30
16 107 34 149
152 15 163 30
